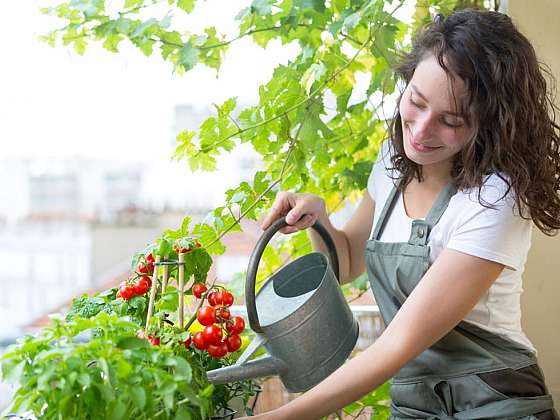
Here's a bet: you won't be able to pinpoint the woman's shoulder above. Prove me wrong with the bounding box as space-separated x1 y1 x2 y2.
368 140 398 198
455 173 517 210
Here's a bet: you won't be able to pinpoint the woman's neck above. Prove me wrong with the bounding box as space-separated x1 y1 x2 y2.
417 161 453 187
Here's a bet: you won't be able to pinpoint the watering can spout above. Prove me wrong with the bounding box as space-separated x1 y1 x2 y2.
207 355 287 385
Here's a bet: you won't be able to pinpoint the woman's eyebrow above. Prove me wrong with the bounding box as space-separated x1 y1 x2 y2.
411 83 465 117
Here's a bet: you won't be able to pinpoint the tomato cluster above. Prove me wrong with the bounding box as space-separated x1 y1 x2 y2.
192 288 245 358
137 330 160 346
117 276 152 300
117 253 155 300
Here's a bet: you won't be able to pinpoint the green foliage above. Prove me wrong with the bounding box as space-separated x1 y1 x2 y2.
340 380 392 419
1 226 258 419
0 312 212 419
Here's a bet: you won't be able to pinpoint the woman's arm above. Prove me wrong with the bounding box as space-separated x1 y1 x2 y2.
308 191 376 284
243 249 505 420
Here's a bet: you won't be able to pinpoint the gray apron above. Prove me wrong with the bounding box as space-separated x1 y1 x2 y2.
365 180 557 419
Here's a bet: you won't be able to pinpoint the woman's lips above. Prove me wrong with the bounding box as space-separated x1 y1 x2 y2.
407 127 442 153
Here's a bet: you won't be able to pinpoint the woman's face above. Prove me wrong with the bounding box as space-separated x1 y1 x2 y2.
400 54 473 173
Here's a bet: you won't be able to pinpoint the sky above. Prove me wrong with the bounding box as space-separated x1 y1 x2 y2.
0 0 300 161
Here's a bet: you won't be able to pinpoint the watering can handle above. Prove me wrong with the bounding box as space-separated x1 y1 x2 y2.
245 217 340 334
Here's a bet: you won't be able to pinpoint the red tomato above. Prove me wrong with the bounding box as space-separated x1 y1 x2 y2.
202 325 223 346
145 253 155 272
148 335 160 346
207 342 228 358
207 291 220 306
137 263 149 274
133 277 150 296
119 281 134 300
216 307 231 321
193 332 207 350
226 334 242 352
197 306 216 326
220 291 234 307
213 291 225 306
226 316 245 335
192 283 207 299
182 335 192 348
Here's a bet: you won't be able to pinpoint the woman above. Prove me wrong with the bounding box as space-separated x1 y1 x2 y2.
242 9 560 420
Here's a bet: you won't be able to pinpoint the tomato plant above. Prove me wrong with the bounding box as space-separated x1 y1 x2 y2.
1 230 257 419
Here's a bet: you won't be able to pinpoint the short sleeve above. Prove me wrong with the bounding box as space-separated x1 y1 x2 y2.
446 177 532 271
367 140 393 202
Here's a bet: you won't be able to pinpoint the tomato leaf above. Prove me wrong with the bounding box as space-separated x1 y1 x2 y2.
117 337 150 350
130 386 147 410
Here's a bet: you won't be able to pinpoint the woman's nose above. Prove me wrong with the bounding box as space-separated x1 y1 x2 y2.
411 113 435 141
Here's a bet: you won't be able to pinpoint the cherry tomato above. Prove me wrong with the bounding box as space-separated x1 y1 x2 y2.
133 277 150 295
197 306 216 326
193 332 207 350
192 283 207 299
148 335 160 346
212 291 224 306
207 291 220 306
202 325 223 346
207 342 228 358
226 316 245 335
119 281 134 300
137 263 150 274
220 291 234 307
216 307 231 321
145 253 155 271
182 335 192 348
226 334 242 352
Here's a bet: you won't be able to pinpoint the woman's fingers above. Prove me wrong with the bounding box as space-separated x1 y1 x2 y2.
296 213 317 230
261 192 323 234
260 192 291 230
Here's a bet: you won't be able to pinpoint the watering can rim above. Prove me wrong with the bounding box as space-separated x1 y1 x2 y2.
245 217 340 334
254 252 333 331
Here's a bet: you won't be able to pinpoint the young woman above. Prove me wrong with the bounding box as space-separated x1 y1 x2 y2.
239 8 560 420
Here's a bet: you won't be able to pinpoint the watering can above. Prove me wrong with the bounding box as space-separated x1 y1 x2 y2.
206 217 359 393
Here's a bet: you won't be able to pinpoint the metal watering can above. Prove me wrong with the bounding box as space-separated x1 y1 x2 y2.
207 217 359 393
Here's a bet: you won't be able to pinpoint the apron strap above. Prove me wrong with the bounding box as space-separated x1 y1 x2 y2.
371 179 401 241
408 181 457 246
372 179 457 244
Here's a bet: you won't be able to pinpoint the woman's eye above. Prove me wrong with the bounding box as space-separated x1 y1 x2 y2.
441 118 464 128
409 96 425 109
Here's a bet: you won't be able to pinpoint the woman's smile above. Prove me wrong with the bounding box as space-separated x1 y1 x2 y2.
406 124 443 153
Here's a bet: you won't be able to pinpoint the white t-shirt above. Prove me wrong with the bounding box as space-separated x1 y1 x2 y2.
367 141 536 353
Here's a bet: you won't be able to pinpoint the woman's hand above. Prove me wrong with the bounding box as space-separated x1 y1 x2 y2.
260 192 327 234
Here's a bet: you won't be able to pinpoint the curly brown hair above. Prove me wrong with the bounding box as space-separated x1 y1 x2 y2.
388 9 560 235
